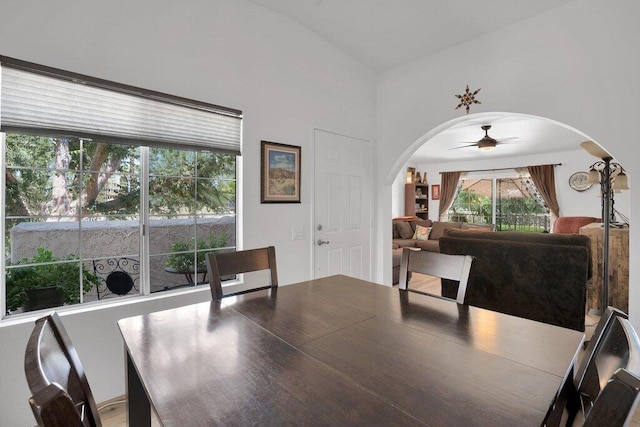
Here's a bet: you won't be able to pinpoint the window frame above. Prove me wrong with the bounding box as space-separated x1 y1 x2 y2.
448 169 550 231
0 56 243 319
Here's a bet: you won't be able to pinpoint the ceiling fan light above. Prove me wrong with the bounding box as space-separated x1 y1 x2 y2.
478 145 494 152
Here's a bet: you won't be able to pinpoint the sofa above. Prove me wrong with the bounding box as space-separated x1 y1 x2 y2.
391 217 494 283
553 216 599 234
439 229 591 331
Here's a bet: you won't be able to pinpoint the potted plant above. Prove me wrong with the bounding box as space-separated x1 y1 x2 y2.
165 232 228 274
6 247 101 313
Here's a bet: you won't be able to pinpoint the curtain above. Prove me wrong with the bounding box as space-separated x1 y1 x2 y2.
527 164 560 219
438 171 461 220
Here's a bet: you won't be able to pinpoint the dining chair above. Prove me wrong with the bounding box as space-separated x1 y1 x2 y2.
546 312 640 426
29 383 85 427
24 311 102 427
582 368 640 427
576 315 640 417
398 247 474 304
574 306 628 389
205 246 278 301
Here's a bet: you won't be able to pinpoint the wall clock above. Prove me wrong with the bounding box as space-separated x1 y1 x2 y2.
569 171 592 192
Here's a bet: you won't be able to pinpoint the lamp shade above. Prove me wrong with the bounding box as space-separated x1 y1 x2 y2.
613 171 629 190
587 169 600 185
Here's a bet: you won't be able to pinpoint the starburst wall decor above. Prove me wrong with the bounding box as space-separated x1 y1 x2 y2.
454 85 481 114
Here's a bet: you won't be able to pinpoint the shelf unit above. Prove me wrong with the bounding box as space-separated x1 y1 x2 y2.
404 183 429 220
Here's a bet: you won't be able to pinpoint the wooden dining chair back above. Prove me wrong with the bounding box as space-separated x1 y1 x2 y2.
547 313 640 426
583 368 640 427
398 247 473 304
205 246 278 300
24 312 101 427
578 315 640 412
574 306 628 390
29 383 86 427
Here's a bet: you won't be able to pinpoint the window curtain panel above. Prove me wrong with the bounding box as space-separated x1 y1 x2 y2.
438 171 461 220
527 164 560 219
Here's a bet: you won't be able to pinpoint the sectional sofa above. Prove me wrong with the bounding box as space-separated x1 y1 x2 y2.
391 217 494 283
439 229 592 331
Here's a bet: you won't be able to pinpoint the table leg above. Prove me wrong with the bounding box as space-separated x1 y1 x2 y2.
126 350 151 427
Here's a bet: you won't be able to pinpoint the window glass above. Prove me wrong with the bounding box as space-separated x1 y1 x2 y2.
3 134 236 316
448 174 549 232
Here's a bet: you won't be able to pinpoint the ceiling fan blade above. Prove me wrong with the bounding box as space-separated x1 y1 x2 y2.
495 136 519 142
455 141 481 144
448 144 477 150
497 140 528 145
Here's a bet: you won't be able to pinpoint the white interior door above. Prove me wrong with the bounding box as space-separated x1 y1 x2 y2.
314 129 371 280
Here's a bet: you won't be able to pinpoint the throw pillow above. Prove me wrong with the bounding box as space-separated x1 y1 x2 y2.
396 221 414 239
412 225 432 241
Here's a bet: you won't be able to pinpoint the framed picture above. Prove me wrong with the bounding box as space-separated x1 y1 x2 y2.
261 141 301 203
432 184 440 200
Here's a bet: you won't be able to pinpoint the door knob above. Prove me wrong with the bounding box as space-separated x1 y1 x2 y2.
317 239 330 246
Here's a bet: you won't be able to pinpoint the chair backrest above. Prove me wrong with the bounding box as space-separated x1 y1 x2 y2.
398 247 473 304
583 368 640 427
546 309 639 426
574 306 628 391
92 257 140 299
205 246 278 300
24 312 101 427
29 383 85 427
578 315 640 409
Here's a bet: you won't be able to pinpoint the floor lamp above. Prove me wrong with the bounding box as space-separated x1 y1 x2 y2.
582 142 629 312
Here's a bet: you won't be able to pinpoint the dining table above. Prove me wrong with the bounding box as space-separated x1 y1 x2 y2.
118 274 584 426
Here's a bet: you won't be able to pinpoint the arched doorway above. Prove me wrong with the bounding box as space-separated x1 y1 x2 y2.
385 112 630 313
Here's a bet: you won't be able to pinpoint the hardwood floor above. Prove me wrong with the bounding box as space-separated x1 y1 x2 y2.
100 274 639 426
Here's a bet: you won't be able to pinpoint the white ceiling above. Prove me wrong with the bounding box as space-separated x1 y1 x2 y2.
246 0 587 161
411 113 589 163
245 0 576 72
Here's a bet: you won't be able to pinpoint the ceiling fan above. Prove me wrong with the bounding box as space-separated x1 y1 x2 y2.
451 125 521 152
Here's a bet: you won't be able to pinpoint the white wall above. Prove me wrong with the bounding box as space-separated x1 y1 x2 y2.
375 0 639 327
0 0 376 424
398 149 630 223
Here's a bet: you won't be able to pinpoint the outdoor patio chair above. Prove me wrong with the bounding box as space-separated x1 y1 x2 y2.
92 257 140 299
205 246 278 301
398 247 474 304
25 311 102 426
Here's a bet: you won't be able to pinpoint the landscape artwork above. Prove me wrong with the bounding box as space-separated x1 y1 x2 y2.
261 141 301 203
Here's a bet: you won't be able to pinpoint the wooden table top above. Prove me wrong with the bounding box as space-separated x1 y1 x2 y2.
118 274 584 426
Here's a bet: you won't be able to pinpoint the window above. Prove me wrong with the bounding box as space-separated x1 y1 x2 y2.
1 56 241 317
448 171 550 232
3 135 236 315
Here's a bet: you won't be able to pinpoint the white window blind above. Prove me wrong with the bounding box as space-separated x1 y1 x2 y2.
0 56 241 155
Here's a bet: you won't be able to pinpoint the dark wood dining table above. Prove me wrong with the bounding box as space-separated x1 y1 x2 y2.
118 274 584 426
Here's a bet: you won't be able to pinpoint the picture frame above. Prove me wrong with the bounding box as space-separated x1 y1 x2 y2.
261 140 301 203
432 184 440 200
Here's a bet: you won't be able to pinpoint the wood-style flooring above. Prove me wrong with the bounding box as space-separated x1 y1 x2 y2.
100 273 638 426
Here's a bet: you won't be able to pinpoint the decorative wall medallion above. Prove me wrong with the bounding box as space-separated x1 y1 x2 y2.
454 85 481 114
569 171 592 192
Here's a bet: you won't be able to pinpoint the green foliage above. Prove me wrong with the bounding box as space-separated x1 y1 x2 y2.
450 188 492 224
5 248 101 313
148 149 236 216
165 232 228 273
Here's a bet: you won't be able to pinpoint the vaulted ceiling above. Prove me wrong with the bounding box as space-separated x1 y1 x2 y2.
245 0 576 72
245 0 587 160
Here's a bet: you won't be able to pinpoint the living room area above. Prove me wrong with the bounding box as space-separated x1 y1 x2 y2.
390 113 630 332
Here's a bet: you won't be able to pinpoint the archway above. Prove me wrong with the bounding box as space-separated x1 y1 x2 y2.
383 112 630 315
